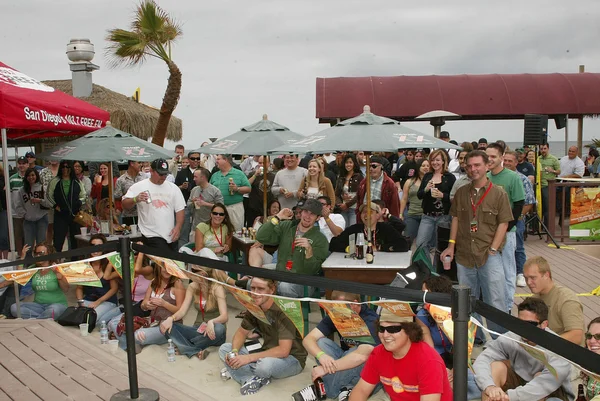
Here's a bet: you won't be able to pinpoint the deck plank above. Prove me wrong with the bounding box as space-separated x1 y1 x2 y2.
0 362 42 401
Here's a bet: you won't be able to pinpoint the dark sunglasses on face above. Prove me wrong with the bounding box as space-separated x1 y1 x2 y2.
211 211 226 216
189 157 201 161
585 332 600 341
523 320 540 326
34 251 47 257
61 165 70 169
370 164 381 169
378 324 403 334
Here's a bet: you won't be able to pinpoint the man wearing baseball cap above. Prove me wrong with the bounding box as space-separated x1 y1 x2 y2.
350 309 452 401
478 138 488 150
255 198 329 298
439 131 450 142
356 156 400 223
9 156 29 251
25 151 43 172
122 158 186 251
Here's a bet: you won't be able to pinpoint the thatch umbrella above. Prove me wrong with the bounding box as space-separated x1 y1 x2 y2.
43 80 182 142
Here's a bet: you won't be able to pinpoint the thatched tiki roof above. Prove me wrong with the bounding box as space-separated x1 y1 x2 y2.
43 80 183 142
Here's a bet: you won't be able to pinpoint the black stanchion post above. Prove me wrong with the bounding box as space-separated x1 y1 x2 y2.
111 238 159 401
452 285 472 401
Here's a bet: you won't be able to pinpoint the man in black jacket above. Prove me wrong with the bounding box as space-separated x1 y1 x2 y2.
175 151 202 247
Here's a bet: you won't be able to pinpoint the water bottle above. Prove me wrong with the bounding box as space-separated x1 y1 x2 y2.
167 339 176 362
99 321 108 344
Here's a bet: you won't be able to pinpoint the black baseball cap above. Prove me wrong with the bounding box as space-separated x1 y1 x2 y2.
478 138 488 144
25 151 35 158
17 156 27 164
440 131 450 139
299 199 322 216
151 158 169 175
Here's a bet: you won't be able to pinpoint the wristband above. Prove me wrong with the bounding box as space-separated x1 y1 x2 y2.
271 216 280 225
231 348 239 353
448 239 456 244
133 196 137 204
316 351 325 360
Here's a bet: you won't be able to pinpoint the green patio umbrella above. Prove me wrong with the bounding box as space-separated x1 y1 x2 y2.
269 105 462 154
195 114 306 155
197 115 306 219
38 122 174 162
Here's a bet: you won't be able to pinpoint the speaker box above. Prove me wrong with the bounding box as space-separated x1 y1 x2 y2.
554 115 567 130
523 114 548 146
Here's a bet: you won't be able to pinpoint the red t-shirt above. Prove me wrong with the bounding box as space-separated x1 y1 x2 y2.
361 342 452 401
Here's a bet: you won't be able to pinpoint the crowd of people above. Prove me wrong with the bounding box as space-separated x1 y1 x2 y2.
0 137 597 400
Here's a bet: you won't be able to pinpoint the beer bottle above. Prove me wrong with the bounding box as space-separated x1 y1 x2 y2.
366 237 374 264
575 384 586 401
356 233 364 260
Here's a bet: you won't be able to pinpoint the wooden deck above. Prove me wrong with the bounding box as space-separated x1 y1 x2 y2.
520 236 600 324
0 320 211 401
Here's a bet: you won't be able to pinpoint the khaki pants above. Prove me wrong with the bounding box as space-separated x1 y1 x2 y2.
226 202 245 233
501 360 569 401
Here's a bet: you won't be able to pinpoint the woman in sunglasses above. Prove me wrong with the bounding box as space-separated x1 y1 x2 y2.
194 203 233 261
10 243 68 320
581 317 600 400
351 309 452 401
46 160 87 253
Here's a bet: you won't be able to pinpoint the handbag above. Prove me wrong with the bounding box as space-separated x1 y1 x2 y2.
57 306 97 332
73 210 93 227
116 314 150 337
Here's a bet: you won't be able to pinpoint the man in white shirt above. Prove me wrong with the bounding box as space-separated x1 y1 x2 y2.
271 155 307 210
114 160 145 226
122 158 186 252
558 146 585 218
316 196 345 242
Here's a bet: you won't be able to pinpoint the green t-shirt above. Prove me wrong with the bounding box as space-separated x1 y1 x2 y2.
209 168 250 206
31 270 68 306
61 179 71 195
539 154 560 187
488 168 525 232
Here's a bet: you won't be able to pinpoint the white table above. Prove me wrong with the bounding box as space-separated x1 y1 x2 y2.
322 251 412 298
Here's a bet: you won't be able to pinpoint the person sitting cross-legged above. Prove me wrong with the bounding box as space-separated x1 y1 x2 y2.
218 277 307 396
292 290 380 401
473 297 574 401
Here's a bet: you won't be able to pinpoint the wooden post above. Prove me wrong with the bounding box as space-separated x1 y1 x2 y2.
577 65 585 158
365 153 371 240
263 156 269 221
108 161 115 235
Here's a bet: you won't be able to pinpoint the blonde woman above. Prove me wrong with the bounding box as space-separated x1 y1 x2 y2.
160 267 228 359
297 159 335 205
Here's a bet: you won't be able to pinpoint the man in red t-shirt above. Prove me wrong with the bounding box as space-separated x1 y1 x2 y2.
349 309 452 401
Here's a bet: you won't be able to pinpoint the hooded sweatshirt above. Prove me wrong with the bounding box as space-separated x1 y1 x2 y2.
15 182 50 221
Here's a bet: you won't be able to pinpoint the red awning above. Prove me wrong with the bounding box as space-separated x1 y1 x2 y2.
0 62 109 140
316 73 600 124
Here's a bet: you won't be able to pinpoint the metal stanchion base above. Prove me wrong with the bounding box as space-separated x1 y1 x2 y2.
111 389 160 401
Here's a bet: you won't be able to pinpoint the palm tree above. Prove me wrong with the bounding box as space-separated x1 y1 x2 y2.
106 0 182 147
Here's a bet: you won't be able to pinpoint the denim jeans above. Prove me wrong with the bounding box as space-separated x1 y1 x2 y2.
135 326 169 347
541 186 549 227
515 220 526 276
457 253 506 334
277 282 315 299
316 337 369 398
501 231 517 312
340 209 357 227
10 302 66 320
415 214 451 259
81 300 121 326
178 207 193 249
167 322 226 357
23 215 49 255
404 215 422 241
218 343 303 385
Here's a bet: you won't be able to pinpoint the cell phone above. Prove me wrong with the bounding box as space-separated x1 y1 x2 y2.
197 322 208 334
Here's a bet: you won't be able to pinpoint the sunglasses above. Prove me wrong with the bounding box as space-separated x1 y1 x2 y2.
189 157 201 161
211 211 226 216
61 165 71 169
523 320 540 326
585 332 600 341
34 251 47 257
378 325 403 334
370 164 381 169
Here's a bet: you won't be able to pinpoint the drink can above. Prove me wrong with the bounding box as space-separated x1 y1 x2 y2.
226 351 237 361
144 190 152 204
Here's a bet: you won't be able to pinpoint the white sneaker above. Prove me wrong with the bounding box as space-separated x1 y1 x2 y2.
516 274 526 288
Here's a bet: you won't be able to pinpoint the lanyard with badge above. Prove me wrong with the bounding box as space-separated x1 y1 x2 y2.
469 182 493 233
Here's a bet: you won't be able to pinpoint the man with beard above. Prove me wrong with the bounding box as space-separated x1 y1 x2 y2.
356 157 400 223
255 199 328 298
450 149 472 200
219 277 307 395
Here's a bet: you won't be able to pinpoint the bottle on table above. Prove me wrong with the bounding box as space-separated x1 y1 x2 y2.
99 321 108 344
167 339 176 362
356 233 364 260
366 237 374 264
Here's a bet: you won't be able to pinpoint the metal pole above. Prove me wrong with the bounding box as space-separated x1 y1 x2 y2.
452 285 472 401
365 153 371 240
1 129 20 318
564 115 569 157
577 65 584 158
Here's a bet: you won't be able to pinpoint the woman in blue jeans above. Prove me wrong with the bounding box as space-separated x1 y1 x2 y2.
15 168 50 257
76 234 120 325
415 150 456 261
160 267 228 359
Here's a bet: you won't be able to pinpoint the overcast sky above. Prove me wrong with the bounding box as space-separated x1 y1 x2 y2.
3 0 600 152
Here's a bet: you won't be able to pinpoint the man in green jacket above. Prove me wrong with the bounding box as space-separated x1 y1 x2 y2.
256 199 329 298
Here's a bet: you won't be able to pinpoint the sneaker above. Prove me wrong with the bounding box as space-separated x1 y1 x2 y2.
291 384 320 401
516 274 526 288
338 387 352 401
220 367 231 381
240 376 271 396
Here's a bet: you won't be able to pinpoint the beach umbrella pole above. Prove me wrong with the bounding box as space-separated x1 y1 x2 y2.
1 128 20 318
263 156 269 221
365 153 371 241
109 162 115 235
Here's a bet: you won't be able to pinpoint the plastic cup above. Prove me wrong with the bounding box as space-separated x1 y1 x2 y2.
130 224 138 235
79 323 89 336
108 339 119 353
443 256 452 271
80 227 88 235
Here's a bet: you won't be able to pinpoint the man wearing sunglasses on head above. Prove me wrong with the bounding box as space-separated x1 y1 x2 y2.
473 297 574 401
355 156 400 224
349 309 452 401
